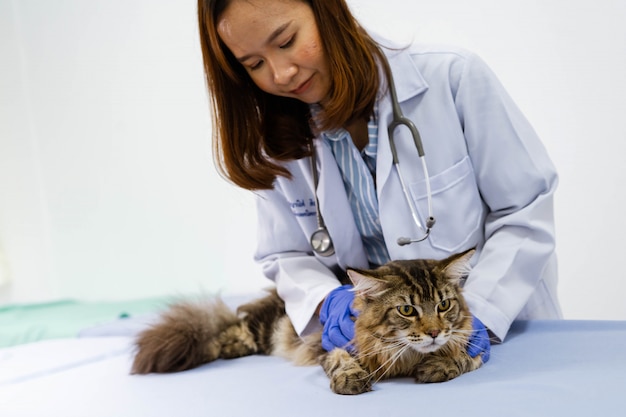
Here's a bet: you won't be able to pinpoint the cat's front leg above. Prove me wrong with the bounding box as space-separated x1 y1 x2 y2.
320 349 372 395
414 352 482 383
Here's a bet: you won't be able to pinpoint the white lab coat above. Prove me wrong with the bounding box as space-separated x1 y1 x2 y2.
253 42 562 342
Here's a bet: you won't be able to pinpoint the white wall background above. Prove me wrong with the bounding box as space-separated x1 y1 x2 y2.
1 0 625 320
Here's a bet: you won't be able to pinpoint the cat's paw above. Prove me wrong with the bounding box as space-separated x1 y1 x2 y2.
322 349 372 395
218 322 258 359
330 367 372 395
414 356 462 383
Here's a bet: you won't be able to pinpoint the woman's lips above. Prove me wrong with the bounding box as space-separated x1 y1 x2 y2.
291 75 313 95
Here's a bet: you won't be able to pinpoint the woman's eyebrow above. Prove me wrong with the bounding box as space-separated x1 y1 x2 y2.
236 21 292 63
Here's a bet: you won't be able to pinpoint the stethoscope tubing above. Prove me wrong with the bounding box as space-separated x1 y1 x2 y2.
308 49 436 256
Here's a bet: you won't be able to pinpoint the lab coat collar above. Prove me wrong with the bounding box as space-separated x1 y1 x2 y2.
379 46 429 103
376 45 429 192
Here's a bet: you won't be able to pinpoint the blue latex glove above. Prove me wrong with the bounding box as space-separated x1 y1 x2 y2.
467 315 491 363
319 285 359 353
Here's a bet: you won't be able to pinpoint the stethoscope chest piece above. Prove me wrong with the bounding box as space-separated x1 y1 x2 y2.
310 227 335 257
308 142 335 257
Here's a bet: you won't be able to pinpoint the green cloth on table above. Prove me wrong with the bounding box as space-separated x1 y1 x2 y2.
0 297 169 348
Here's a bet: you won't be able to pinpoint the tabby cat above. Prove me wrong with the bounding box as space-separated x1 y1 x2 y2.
131 249 483 394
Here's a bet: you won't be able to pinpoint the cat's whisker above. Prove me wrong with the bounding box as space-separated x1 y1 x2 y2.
363 342 412 384
356 339 406 360
354 330 407 358
356 332 408 361
448 329 474 338
356 343 395 357
445 336 467 352
367 331 406 344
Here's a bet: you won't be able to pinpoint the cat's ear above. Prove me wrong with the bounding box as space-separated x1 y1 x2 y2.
441 248 476 286
347 268 388 299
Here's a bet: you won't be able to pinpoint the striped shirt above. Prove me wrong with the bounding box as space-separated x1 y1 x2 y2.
321 104 391 266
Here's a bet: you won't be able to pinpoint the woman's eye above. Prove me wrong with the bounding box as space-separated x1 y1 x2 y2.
438 299 451 312
280 35 295 49
249 60 263 71
397 305 416 317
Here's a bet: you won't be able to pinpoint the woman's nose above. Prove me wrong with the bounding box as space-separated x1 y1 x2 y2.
272 60 297 86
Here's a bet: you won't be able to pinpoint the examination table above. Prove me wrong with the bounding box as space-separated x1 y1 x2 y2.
1 295 625 417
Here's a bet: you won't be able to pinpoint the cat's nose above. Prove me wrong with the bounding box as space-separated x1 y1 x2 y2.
427 329 440 339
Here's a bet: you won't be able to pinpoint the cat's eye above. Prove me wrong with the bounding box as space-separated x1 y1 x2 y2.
397 305 417 317
438 299 452 312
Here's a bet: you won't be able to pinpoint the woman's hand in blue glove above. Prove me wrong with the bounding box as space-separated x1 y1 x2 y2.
319 285 359 353
467 315 491 363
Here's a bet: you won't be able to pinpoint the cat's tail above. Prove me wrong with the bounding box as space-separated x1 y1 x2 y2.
131 297 242 374
131 290 287 374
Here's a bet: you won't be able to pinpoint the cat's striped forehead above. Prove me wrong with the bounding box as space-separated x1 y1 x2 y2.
378 259 453 300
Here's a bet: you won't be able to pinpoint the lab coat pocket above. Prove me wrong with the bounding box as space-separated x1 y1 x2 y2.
409 156 483 252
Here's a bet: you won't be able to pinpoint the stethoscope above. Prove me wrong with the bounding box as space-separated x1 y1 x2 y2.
309 52 436 257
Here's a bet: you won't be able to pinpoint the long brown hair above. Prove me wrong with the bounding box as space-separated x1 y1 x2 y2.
198 0 384 190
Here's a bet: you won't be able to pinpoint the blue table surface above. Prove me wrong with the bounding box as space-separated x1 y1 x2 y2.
1 319 625 417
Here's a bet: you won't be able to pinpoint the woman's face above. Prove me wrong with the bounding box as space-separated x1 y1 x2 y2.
217 0 331 105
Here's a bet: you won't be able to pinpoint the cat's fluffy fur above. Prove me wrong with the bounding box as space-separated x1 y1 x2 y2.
132 249 483 394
